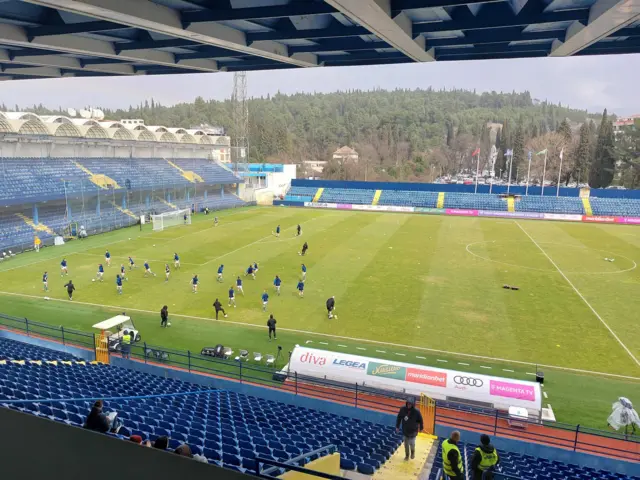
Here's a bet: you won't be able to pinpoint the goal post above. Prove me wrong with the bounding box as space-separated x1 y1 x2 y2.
152 208 191 231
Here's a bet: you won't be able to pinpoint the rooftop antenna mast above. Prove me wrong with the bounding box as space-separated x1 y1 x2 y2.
231 71 249 175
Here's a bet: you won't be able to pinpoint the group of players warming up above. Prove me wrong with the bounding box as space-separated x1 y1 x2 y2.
43 219 337 336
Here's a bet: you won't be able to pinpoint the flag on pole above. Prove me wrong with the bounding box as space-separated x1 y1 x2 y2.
472 147 480 156
536 149 547 156
505 149 513 156
528 151 532 160
559 148 564 160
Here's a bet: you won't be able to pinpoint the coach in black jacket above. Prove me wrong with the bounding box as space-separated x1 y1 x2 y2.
395 398 424 460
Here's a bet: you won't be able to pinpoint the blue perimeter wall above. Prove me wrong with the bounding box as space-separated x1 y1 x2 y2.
1 331 637 477
291 179 640 199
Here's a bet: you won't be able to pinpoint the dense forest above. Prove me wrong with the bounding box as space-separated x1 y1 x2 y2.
6 87 639 188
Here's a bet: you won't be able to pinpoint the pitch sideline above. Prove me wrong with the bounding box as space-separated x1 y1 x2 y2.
515 221 640 368
0 289 638 381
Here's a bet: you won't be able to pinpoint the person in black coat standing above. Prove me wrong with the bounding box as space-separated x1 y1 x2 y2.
160 305 169 327
396 398 424 460
267 314 276 340
63 280 75 300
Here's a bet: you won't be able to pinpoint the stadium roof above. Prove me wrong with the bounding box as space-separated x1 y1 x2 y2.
0 0 638 81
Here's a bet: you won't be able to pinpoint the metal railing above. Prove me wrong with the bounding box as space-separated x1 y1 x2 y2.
1 312 638 465
256 445 340 479
0 313 96 354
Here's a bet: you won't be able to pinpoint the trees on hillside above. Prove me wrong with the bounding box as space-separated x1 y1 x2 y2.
589 110 616 188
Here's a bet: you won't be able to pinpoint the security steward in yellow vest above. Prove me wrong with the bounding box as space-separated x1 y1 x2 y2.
121 330 131 359
442 431 464 480
471 434 499 480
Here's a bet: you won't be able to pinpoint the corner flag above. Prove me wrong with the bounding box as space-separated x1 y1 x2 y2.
472 147 480 157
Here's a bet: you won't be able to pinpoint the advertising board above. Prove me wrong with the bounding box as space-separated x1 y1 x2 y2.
288 347 541 413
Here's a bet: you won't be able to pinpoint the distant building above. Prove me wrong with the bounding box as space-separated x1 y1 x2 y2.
332 146 359 163
613 115 640 136
302 160 327 175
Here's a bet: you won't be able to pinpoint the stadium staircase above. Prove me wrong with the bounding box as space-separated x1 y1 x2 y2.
312 188 324 202
507 197 515 213
73 161 121 189
14 213 55 235
372 190 382 205
373 434 436 480
582 197 593 216
437 192 445 209
109 202 138 220
165 159 205 184
156 197 177 209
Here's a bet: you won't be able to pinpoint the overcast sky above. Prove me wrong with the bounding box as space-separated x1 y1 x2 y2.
1 54 638 116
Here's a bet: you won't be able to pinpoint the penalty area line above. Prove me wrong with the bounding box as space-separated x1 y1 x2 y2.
0 290 638 381
514 221 640 369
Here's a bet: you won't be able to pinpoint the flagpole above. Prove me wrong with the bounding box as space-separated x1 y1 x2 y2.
541 150 547 196
474 149 480 194
507 152 513 194
556 148 564 197
526 151 532 196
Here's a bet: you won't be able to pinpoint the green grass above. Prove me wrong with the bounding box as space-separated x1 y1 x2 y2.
0 206 639 428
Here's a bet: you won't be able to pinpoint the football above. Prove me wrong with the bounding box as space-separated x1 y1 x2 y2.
92 279 95 282
167 322 171 327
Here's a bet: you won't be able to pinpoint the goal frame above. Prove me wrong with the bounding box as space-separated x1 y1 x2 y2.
151 208 191 231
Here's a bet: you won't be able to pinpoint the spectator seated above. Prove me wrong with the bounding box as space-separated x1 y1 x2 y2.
0 337 400 476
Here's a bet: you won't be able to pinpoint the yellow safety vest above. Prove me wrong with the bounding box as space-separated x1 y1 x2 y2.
475 447 498 471
122 334 131 345
442 439 463 477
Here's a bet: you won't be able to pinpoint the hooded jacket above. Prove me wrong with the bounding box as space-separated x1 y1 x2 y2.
84 404 109 433
396 401 424 438
471 442 499 480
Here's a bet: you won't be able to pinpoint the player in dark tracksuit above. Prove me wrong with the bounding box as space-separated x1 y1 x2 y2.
160 305 169 327
64 280 75 300
267 315 277 340
300 242 308 256
212 298 227 319
326 296 336 319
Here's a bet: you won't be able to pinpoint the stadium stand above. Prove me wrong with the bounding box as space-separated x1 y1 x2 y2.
0 337 79 362
0 337 400 476
319 188 376 205
378 190 439 207
286 186 318 202
590 198 640 216
443 193 508 211
516 196 585 214
429 439 640 480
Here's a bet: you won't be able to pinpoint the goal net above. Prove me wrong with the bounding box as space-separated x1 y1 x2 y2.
152 208 191 231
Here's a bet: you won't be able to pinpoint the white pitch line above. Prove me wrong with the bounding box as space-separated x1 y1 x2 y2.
543 392 548 399
515 221 640 368
395 353 406 356
480 366 492 369
458 362 470 366
356 347 366 351
338 344 347 348
0 290 638 381
305 340 313 344
503 369 515 373
526 372 536 376
416 356 426 360
319 342 328 345
437 359 448 363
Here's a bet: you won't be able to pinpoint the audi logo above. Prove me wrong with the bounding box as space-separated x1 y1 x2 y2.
454 376 483 387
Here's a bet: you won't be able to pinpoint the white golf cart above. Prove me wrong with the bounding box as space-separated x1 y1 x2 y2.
92 315 141 353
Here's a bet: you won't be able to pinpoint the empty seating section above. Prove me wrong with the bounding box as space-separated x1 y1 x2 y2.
444 193 508 211
0 338 399 476
590 198 640 216
0 337 79 362
517 196 584 214
286 186 318 202
429 440 637 480
378 191 438 207
0 158 240 202
320 188 376 204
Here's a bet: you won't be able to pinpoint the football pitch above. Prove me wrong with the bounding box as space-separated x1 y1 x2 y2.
0 206 639 428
